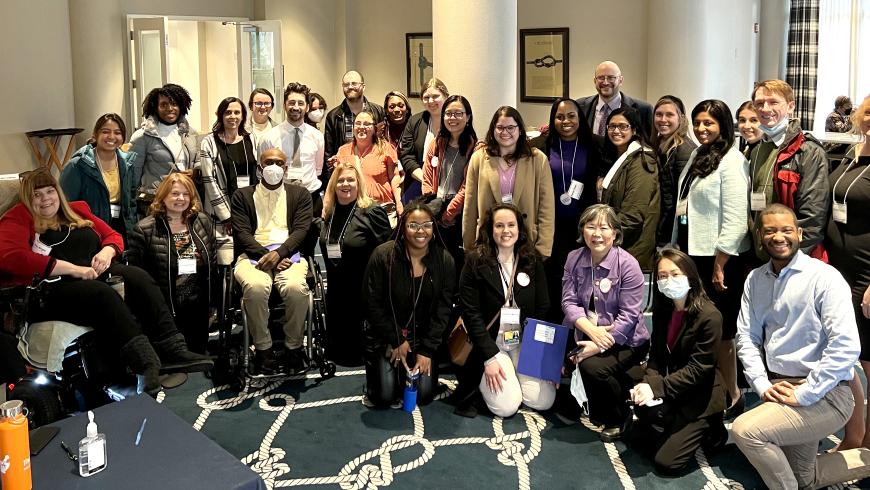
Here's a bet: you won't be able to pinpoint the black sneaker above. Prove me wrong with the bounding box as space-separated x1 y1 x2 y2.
284 347 309 374
254 348 282 375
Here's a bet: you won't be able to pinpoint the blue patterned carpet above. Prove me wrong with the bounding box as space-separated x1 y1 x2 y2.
151 367 869 489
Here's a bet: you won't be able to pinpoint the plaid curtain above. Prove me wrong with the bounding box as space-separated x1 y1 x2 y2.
786 0 820 129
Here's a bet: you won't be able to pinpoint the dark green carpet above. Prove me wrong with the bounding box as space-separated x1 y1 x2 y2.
151 367 870 489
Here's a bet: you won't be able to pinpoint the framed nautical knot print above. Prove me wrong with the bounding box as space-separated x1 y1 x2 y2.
520 28 569 103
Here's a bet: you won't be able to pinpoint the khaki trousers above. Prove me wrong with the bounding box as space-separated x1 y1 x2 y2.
732 384 870 489
233 254 308 351
480 347 556 418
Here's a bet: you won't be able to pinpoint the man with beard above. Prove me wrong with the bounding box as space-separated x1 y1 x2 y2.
747 80 828 263
323 70 385 161
732 204 870 489
259 82 325 255
576 61 653 141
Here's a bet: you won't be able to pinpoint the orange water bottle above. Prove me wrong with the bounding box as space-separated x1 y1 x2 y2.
0 400 32 490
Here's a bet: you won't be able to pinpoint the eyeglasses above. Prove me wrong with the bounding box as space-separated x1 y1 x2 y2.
342 82 362 89
607 123 632 132
252 101 273 108
444 111 466 119
495 125 519 134
353 122 374 128
406 221 434 232
595 75 620 83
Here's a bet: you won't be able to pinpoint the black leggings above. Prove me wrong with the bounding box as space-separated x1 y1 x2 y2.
364 345 438 408
30 263 178 349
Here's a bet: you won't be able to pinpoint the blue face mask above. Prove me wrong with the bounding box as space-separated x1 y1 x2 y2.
758 116 789 139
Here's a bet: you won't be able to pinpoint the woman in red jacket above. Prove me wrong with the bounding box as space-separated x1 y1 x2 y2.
0 169 211 395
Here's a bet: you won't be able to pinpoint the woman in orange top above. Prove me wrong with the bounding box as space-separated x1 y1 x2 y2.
336 110 402 224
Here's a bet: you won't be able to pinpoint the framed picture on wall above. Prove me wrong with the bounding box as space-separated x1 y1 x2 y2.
520 28 569 103
406 32 433 97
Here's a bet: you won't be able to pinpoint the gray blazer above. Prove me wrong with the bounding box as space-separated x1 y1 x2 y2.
673 145 750 256
129 116 199 196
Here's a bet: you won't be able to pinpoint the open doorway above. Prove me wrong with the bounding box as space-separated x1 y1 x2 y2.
127 16 283 134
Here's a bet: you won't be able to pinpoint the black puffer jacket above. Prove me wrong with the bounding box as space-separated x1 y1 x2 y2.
127 212 216 315
657 139 696 246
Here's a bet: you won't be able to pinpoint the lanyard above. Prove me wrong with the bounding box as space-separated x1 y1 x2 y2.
749 145 775 194
558 139 577 194
832 159 870 205
37 226 72 248
438 145 462 196
497 254 518 307
498 157 517 195
326 203 357 245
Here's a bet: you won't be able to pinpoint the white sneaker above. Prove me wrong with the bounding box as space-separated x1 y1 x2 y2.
361 394 375 408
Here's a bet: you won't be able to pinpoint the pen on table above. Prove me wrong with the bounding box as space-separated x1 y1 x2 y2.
60 440 78 461
135 418 147 446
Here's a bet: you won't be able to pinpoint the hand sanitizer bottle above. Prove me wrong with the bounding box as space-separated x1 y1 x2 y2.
78 411 107 477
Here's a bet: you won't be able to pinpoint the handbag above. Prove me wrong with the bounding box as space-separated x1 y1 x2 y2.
448 311 500 366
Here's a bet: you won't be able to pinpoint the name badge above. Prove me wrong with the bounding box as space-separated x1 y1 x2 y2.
237 175 250 188
750 191 767 211
326 242 342 259
178 258 197 275
500 306 521 331
110 204 121 218
676 199 687 217
832 202 847 224
501 193 512 204
31 234 51 256
568 180 584 200
534 324 556 344
269 228 288 243
503 329 521 347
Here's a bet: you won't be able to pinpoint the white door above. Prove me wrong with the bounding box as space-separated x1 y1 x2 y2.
129 16 169 126
237 21 284 123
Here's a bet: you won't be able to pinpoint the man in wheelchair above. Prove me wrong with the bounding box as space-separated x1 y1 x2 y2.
231 148 313 375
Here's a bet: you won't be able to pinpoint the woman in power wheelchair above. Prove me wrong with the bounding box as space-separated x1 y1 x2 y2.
0 169 212 397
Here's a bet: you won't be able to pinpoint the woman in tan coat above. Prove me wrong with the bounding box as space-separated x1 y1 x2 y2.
463 106 555 258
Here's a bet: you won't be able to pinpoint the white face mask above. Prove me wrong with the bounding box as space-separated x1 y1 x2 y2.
261 164 285 186
657 275 691 300
307 109 324 123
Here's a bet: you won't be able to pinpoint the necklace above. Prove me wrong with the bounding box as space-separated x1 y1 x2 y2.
94 151 117 172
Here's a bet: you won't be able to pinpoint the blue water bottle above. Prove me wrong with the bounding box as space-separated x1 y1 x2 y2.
403 369 420 412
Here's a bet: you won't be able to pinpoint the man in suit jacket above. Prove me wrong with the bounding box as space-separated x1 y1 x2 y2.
231 148 313 376
576 61 654 142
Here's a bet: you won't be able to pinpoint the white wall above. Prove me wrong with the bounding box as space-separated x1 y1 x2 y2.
759 0 789 82
0 0 75 174
167 20 204 131
204 22 240 129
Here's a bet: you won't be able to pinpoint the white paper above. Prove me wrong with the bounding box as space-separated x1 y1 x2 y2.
501 193 512 204
568 180 584 200
178 258 197 275
750 192 767 212
832 202 847 224
534 324 556 344
31 234 52 256
237 175 250 188
110 204 121 218
326 243 342 259
87 441 105 468
500 307 521 326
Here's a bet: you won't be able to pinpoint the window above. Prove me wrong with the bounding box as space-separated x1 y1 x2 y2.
814 0 870 132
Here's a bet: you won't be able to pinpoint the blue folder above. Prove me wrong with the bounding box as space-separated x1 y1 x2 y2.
517 318 570 383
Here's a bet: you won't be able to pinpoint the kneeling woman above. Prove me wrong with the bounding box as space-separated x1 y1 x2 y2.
362 201 456 407
459 203 551 417
0 170 211 395
564 204 649 441
128 172 216 354
630 248 726 475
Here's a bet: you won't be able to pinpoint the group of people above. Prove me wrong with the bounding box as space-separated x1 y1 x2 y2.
1 58 870 488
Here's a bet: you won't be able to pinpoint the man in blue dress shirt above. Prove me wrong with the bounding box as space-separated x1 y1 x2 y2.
733 203 870 489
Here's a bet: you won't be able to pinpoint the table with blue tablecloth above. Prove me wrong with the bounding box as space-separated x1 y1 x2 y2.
31 394 265 490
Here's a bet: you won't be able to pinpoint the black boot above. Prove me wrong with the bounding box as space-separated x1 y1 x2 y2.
153 333 214 373
120 335 161 397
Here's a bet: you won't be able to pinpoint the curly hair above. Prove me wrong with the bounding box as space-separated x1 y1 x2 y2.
283 82 310 104
142 83 192 120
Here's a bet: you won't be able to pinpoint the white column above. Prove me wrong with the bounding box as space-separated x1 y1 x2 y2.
433 0 517 136
646 0 759 117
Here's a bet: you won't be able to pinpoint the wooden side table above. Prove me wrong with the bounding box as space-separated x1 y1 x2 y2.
25 128 84 172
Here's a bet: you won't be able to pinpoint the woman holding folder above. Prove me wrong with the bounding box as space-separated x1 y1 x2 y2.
564 204 650 442
457 203 551 418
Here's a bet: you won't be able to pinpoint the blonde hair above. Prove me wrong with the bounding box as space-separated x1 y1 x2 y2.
651 96 689 155
148 171 202 221
850 95 870 135
322 161 374 219
421 78 449 99
752 80 795 103
19 169 93 233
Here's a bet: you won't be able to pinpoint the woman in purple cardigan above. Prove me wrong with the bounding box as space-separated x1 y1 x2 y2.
563 204 650 442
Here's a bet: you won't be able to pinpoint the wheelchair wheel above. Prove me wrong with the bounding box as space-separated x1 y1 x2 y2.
319 361 336 379
8 381 63 429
